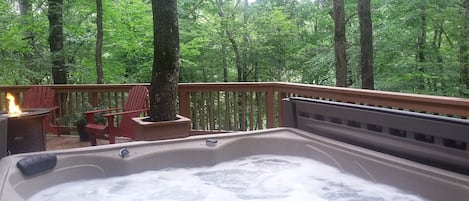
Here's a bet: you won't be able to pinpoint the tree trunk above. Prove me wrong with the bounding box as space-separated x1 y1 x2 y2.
229 31 244 82
358 0 374 89
242 0 250 82
95 0 104 84
418 5 426 63
214 0 244 82
432 26 443 63
461 0 469 95
333 0 347 87
149 0 180 121
19 0 31 37
416 3 427 89
222 43 228 82
19 0 37 83
48 0 67 84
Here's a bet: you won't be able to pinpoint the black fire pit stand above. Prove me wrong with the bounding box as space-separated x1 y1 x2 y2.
0 117 6 158
1 108 51 155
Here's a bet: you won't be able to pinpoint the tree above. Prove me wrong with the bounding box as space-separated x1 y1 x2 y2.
358 0 374 89
213 0 245 82
19 0 36 83
48 0 67 84
149 0 180 121
461 0 469 95
416 2 427 89
95 0 104 84
333 0 347 87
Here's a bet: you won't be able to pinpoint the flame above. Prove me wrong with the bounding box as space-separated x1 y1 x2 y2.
6 93 22 114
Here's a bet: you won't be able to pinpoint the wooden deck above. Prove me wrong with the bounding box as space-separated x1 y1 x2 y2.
44 130 223 151
46 134 133 151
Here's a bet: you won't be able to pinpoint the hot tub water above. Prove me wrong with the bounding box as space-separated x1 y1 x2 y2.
28 155 426 201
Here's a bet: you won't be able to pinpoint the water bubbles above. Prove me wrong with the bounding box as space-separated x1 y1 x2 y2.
28 155 427 201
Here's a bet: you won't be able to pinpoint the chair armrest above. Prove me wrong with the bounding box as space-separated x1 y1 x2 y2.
83 107 122 124
83 107 122 115
102 108 149 118
103 109 149 131
47 106 62 135
49 106 60 118
49 105 60 120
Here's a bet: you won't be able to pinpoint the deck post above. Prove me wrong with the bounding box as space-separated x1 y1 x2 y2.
178 88 191 122
266 87 275 128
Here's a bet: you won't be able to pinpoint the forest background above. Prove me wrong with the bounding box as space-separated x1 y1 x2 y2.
1 0 468 98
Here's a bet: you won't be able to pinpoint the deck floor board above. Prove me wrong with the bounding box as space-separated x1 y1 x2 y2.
46 135 133 151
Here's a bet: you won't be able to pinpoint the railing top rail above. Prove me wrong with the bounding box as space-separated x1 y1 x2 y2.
274 82 469 117
178 82 277 92
275 82 469 104
179 82 469 105
0 84 150 93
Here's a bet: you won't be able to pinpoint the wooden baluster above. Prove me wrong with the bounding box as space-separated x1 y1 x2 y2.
201 91 206 130
241 91 246 131
193 92 199 130
225 91 229 130
249 92 254 131
266 88 275 128
209 91 214 131
257 91 263 130
217 92 221 131
234 91 238 131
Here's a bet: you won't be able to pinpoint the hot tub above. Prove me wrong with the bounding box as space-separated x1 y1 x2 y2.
0 97 468 201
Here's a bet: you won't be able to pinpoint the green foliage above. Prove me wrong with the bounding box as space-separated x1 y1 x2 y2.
0 0 468 98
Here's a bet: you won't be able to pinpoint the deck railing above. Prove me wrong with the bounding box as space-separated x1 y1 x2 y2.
0 84 143 129
1 82 468 134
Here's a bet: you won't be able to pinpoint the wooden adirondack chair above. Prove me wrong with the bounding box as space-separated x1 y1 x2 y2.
22 86 61 136
84 86 149 145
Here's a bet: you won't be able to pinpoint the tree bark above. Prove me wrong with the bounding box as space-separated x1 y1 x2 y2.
417 4 426 63
48 0 67 84
222 43 228 82
214 0 244 82
461 0 469 95
333 0 347 87
19 0 37 83
242 0 250 82
149 0 180 121
95 0 104 84
19 0 31 32
358 0 374 89
416 3 427 89
432 26 443 63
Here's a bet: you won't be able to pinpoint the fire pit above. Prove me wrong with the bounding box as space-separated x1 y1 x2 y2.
1 93 52 155
0 108 51 154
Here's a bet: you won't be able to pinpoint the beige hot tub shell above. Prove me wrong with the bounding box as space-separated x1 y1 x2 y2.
0 128 468 201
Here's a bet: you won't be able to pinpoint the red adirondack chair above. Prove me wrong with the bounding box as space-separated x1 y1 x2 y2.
22 86 61 136
84 86 149 145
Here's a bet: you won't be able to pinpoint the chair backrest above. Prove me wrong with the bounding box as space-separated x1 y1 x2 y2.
118 86 149 137
22 86 59 135
22 86 56 108
123 86 149 112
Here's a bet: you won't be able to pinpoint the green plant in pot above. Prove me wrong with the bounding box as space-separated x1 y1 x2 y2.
74 115 89 141
77 108 109 142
